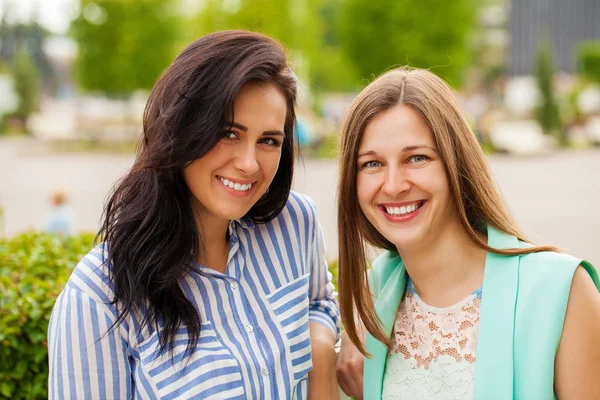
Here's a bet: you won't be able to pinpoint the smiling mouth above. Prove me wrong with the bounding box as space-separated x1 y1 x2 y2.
381 200 426 216
217 176 255 192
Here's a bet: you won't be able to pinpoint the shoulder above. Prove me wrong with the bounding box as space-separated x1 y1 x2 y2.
273 190 319 228
515 250 599 310
518 248 585 281
285 191 318 217
554 264 600 398
564 265 600 324
369 251 402 296
63 243 115 306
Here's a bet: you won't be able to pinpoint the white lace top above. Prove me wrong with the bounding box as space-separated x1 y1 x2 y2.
382 279 482 400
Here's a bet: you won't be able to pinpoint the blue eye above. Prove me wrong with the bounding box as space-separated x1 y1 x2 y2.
410 155 429 164
362 160 382 169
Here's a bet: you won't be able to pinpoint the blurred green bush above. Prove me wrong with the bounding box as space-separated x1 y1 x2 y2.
0 232 94 399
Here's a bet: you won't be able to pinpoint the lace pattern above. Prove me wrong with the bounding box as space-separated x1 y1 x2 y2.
382 280 481 400
383 354 476 400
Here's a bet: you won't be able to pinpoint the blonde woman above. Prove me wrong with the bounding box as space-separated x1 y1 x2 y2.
335 68 600 399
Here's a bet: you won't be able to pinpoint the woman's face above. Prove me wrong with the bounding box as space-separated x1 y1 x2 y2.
184 81 287 225
356 104 455 252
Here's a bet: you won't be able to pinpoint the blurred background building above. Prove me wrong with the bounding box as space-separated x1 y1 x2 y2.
510 0 600 75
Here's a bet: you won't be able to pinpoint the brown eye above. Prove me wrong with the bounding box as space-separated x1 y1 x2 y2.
222 131 238 140
260 137 282 147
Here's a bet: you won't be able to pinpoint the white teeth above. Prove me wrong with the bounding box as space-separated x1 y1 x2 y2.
385 203 421 216
219 177 253 191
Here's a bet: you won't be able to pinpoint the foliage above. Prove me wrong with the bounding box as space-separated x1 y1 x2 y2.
534 41 565 146
70 0 178 96
190 0 360 92
337 0 478 88
9 46 40 126
0 232 94 399
193 0 324 84
576 41 600 84
328 259 339 291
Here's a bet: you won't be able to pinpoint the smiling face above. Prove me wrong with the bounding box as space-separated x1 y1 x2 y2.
356 104 456 252
183 81 287 226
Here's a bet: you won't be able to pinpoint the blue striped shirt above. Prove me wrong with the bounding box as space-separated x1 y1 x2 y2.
48 191 340 399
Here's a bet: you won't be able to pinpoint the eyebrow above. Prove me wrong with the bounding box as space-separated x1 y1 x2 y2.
228 122 285 137
357 145 437 158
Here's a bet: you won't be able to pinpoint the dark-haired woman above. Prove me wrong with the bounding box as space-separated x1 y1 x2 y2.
48 31 340 399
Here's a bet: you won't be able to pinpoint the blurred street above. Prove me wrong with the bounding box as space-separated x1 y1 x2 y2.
1 137 599 267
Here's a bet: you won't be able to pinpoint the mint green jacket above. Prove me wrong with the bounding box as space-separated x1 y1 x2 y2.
364 226 599 399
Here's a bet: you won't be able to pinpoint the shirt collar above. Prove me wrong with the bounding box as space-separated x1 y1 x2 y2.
233 216 255 230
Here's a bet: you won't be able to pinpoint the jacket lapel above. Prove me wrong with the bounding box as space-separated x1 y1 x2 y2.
364 253 406 400
474 226 520 399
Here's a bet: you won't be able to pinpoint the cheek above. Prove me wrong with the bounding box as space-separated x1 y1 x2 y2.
356 174 378 210
183 161 206 189
260 151 282 181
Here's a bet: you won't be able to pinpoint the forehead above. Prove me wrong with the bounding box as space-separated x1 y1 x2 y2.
359 104 434 150
233 82 287 115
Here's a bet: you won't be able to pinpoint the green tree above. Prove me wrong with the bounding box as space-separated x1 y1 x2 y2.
534 41 565 146
193 0 333 87
70 0 178 96
337 0 478 87
10 46 40 128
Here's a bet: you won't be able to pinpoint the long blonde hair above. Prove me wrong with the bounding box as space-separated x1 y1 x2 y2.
337 68 559 355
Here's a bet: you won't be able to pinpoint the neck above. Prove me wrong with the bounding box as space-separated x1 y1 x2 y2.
196 213 230 274
398 220 486 307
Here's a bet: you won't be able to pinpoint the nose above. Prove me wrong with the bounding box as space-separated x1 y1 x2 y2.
233 143 259 175
382 167 411 197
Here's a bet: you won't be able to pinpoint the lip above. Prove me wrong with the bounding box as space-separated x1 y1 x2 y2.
216 176 257 198
379 200 427 222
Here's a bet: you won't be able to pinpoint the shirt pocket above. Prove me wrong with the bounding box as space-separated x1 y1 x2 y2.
136 321 245 399
266 273 312 385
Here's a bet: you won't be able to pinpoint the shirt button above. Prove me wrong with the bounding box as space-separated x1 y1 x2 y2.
231 282 238 289
260 367 269 376
245 325 254 333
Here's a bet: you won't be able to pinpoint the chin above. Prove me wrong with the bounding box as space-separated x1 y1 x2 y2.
384 230 426 251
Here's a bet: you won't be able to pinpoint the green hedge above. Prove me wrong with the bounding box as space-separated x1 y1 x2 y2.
0 232 94 399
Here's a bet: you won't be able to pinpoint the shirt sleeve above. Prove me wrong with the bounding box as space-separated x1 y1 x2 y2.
48 286 132 399
305 199 341 341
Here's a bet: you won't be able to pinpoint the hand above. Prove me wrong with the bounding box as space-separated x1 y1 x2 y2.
308 323 340 400
335 330 365 400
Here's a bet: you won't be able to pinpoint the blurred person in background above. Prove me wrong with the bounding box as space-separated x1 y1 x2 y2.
335 68 600 399
45 188 74 236
48 31 340 399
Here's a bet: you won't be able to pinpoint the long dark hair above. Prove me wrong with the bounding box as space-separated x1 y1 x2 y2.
97 30 297 353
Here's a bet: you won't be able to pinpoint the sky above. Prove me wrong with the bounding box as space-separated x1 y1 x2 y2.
0 0 78 34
